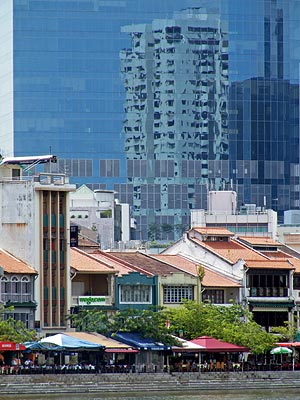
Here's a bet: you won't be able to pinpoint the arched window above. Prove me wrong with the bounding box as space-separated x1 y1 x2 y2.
11 276 20 295
21 277 31 295
1 277 9 294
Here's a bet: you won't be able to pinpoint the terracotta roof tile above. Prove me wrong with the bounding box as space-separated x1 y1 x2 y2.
190 237 266 263
193 227 234 236
261 251 293 259
238 236 280 246
189 235 299 271
111 252 183 276
153 254 241 287
70 248 117 274
90 250 152 276
288 259 300 273
0 249 37 274
245 260 295 270
78 235 99 249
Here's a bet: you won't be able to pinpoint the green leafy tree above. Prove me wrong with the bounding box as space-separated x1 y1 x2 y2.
68 308 179 346
164 301 277 354
110 308 179 346
197 264 205 283
67 309 109 334
68 301 278 354
271 319 297 342
0 316 37 343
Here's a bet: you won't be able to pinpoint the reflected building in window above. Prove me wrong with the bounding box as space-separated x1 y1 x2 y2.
119 8 229 239
0 0 300 240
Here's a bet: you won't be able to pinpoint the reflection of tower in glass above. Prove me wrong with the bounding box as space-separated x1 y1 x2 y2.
120 8 229 240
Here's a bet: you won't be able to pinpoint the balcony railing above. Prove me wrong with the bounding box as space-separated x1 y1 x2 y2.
248 287 288 297
1 294 33 303
71 295 113 307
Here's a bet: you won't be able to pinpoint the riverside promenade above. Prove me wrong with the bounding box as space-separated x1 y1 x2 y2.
1 371 300 395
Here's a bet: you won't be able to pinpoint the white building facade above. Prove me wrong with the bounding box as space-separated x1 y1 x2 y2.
190 191 278 240
0 160 75 333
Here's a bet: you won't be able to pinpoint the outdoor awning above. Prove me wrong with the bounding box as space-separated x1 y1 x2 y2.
65 332 135 352
40 333 104 350
248 301 294 308
105 348 139 353
24 341 63 351
190 336 249 353
171 336 205 352
0 342 26 351
113 332 171 351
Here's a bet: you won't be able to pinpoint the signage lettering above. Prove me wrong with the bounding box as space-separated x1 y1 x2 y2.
78 296 106 306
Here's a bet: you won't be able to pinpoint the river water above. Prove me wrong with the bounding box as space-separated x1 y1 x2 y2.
1 390 300 400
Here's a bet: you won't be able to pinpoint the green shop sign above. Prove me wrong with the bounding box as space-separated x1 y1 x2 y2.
78 296 107 306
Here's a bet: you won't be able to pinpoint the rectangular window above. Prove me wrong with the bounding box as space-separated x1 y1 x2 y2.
99 159 120 177
294 275 300 290
163 286 193 303
202 289 224 304
119 284 152 304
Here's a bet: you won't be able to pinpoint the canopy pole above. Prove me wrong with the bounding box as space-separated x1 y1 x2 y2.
166 354 170 373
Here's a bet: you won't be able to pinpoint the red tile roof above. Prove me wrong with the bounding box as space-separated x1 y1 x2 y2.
189 235 297 271
0 249 37 274
246 260 295 269
90 250 152 276
190 237 266 264
192 227 234 236
70 248 118 274
261 251 293 259
288 259 300 273
238 236 280 246
153 254 241 287
110 252 182 276
78 235 99 249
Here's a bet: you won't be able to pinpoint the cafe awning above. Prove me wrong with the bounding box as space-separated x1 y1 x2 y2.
0 342 26 351
105 348 139 353
40 333 104 350
112 332 171 351
65 332 138 353
171 336 205 352
190 336 249 353
23 341 63 351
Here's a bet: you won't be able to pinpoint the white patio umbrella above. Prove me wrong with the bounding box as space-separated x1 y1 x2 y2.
270 346 292 355
270 346 293 367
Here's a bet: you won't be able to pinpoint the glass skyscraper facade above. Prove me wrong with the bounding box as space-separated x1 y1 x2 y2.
0 0 299 240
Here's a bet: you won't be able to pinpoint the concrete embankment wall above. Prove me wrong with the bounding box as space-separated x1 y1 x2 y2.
1 371 300 395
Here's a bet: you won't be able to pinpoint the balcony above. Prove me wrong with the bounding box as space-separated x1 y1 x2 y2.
248 287 288 297
71 295 113 307
1 294 34 304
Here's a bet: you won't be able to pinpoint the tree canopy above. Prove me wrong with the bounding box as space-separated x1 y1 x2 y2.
68 301 279 354
0 315 37 343
164 301 277 354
